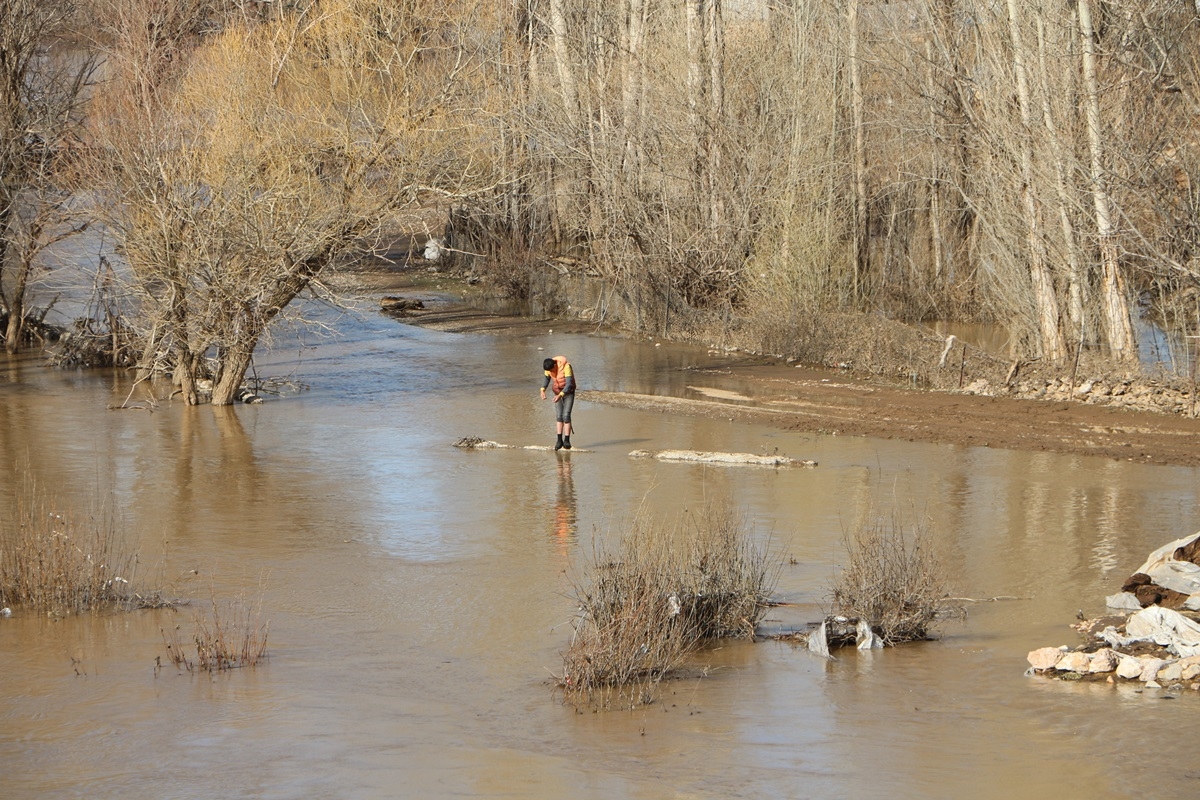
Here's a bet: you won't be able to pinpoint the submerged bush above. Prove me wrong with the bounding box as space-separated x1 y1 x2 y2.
0 496 168 614
162 584 270 673
830 512 965 645
559 503 779 708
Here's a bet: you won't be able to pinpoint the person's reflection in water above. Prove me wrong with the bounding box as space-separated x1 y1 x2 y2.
552 453 578 556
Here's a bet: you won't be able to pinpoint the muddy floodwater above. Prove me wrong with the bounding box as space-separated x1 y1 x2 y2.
3 302 1200 799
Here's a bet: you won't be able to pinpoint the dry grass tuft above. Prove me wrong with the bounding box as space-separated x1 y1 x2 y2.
830 512 965 645
559 503 779 708
0 495 168 614
162 582 270 672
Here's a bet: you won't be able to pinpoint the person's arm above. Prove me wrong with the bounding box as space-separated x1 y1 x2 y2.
562 369 576 395
541 371 551 398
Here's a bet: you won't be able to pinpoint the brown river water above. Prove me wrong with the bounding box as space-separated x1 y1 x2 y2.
3 302 1200 799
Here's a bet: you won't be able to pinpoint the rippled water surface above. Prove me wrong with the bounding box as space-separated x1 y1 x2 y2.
3 303 1200 799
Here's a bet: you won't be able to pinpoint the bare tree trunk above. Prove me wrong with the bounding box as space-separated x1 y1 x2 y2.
686 0 706 213
620 0 646 178
174 348 201 407
704 0 726 231
212 344 255 406
1035 11 1086 338
1006 0 1065 361
848 0 868 304
1078 0 1136 360
549 0 580 126
4 296 23 353
924 39 945 282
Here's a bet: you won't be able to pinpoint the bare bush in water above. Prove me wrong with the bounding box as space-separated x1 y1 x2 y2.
0 495 168 614
830 513 965 645
162 582 269 672
559 504 779 708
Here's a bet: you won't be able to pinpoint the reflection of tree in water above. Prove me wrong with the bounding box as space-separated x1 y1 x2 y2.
553 454 577 551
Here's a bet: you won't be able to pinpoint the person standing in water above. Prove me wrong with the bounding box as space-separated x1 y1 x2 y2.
541 355 576 450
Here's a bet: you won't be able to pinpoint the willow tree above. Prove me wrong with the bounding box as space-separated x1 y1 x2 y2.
84 0 488 404
0 0 93 353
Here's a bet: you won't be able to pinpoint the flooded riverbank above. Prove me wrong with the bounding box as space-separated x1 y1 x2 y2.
3 300 1200 798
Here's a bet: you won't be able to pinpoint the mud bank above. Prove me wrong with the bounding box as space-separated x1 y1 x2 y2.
374 278 1200 467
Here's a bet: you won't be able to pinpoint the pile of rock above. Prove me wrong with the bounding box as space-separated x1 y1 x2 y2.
1027 532 1200 692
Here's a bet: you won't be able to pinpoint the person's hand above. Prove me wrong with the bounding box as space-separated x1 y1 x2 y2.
553 393 561 402
540 389 546 400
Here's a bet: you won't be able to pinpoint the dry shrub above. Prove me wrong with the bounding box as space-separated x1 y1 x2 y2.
0 495 168 614
162 582 269 672
830 512 965 645
559 503 779 708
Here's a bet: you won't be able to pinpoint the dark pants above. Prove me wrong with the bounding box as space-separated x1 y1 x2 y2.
555 392 574 423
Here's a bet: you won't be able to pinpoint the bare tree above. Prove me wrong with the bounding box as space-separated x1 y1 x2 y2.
83 0 490 404
1005 0 1065 361
0 0 94 353
1078 0 1135 361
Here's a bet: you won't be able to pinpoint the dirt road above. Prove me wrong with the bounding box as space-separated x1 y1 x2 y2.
589 362 1200 466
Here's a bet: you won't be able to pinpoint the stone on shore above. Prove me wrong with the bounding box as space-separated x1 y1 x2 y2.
1027 647 1066 671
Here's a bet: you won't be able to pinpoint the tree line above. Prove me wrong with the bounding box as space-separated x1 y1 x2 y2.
1 0 1198 403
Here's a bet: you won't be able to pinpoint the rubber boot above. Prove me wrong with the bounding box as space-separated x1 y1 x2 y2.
563 436 571 450
555 434 564 451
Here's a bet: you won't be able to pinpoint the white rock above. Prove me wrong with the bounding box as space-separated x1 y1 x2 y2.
1160 661 1184 683
1116 657 1145 680
1055 651 1092 673
1028 646 1066 671
1087 649 1119 673
1140 658 1167 682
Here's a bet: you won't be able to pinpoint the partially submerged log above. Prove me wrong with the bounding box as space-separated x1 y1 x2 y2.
452 436 591 452
629 449 816 467
380 296 426 315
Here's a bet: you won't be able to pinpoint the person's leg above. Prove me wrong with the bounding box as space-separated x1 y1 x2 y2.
555 403 566 449
560 394 575 448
